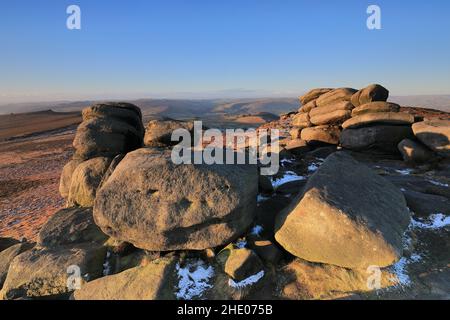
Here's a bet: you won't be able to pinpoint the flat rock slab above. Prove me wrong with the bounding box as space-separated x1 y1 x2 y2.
340 125 414 153
316 88 357 108
310 109 351 126
352 102 400 117
412 120 450 157
73 257 177 300
94 148 258 251
342 112 415 129
301 126 341 145
275 152 410 269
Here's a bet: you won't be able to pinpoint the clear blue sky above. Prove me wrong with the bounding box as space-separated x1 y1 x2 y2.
1 0 450 103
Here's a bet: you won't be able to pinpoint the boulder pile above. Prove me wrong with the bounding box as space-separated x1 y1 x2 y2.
59 102 145 207
1 92 449 300
286 84 450 161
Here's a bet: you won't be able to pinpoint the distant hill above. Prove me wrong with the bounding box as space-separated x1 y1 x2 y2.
391 95 450 113
0 98 299 119
0 110 81 141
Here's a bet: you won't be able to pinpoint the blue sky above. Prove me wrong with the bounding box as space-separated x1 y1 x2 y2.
1 0 450 103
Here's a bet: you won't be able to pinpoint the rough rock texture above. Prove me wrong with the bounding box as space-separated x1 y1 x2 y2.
279 258 397 300
0 245 106 300
144 119 195 147
351 84 389 107
38 207 108 247
352 102 400 117
299 100 317 113
0 242 34 289
73 257 177 300
94 148 258 251
67 157 112 207
292 113 311 128
82 102 143 131
412 120 450 157
59 159 83 198
299 88 333 105
340 125 414 153
398 138 435 163
310 109 352 126
275 152 411 269
73 117 144 160
342 112 415 129
301 126 341 145
316 88 357 108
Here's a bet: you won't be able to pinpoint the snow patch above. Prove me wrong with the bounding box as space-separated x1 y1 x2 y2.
235 240 247 249
102 251 113 276
257 194 271 203
250 225 264 237
428 180 449 188
395 169 413 175
228 270 265 289
175 260 214 300
411 213 450 230
271 171 306 189
390 257 411 286
307 163 319 173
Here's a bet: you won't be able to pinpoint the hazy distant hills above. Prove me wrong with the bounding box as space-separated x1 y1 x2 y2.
0 98 299 118
0 95 449 117
390 95 450 112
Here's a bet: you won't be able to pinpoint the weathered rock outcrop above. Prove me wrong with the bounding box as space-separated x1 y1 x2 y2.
351 84 389 107
340 125 414 153
93 148 258 251
412 120 450 157
275 152 411 269
301 126 341 145
352 102 400 117
144 119 195 147
0 246 105 300
60 103 143 201
67 157 112 207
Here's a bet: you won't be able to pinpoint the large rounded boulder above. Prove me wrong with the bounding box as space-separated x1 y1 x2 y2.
93 148 258 251
275 152 410 269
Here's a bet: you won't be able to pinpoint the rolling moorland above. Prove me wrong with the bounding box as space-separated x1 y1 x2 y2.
0 87 449 300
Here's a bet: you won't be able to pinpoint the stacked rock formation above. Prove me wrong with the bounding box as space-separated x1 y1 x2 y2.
59 102 145 207
291 87 357 146
340 85 416 153
285 84 450 161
